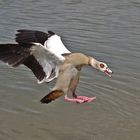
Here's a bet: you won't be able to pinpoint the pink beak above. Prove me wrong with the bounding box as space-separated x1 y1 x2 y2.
104 67 113 78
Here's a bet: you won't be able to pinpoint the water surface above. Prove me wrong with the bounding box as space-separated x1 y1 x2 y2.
0 0 140 140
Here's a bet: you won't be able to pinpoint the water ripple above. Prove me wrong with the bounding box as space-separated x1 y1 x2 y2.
0 0 140 139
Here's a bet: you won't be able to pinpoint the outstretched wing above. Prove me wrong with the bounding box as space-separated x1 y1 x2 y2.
0 43 31 67
0 43 64 83
15 29 70 53
15 29 55 45
30 42 65 83
14 29 71 82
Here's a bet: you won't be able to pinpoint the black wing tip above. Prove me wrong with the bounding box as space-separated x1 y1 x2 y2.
48 31 55 35
15 29 55 44
17 29 55 33
16 29 55 36
23 55 46 81
16 29 29 34
47 31 55 38
0 43 30 67
17 29 33 32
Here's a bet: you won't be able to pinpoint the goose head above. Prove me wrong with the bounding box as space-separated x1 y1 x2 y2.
98 62 112 77
90 58 113 77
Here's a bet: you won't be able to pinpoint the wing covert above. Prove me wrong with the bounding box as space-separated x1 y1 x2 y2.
15 30 55 45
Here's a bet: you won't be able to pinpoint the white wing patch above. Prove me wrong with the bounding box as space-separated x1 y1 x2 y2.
30 34 71 83
31 43 62 82
45 34 71 56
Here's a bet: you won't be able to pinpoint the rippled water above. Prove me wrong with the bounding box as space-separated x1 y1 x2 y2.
0 0 140 140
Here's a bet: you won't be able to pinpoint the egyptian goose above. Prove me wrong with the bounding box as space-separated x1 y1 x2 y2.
0 30 112 104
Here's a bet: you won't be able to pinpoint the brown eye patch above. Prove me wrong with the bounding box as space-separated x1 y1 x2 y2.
100 63 105 68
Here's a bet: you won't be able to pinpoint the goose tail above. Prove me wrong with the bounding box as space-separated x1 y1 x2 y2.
40 90 64 104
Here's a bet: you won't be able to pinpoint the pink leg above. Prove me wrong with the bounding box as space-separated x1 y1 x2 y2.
76 96 96 103
64 95 96 103
64 95 85 103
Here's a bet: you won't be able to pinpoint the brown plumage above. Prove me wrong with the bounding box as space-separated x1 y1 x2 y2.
0 30 113 104
40 90 64 104
40 53 112 104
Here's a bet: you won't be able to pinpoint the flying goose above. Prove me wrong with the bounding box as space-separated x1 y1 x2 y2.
0 30 112 104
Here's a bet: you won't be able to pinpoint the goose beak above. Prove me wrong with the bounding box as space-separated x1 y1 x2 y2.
104 67 113 78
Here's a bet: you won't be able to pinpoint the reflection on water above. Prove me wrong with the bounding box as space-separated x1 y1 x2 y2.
0 0 140 140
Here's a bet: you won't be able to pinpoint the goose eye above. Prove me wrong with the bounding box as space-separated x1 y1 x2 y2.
100 63 105 68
